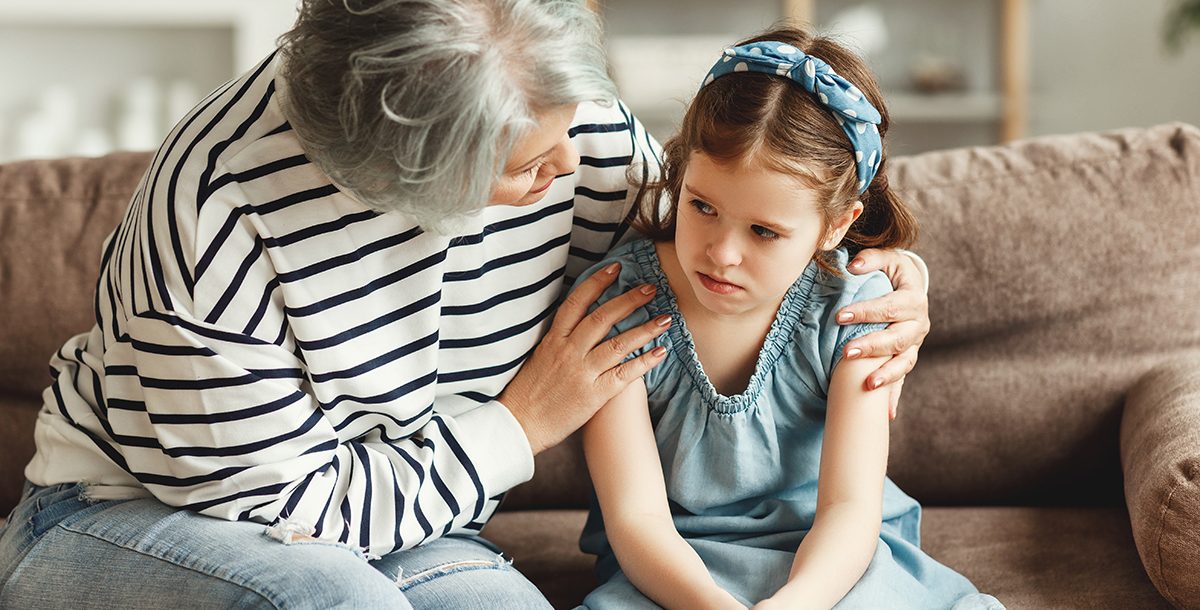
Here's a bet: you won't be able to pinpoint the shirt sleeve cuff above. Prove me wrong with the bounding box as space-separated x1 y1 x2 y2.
453 400 536 496
898 249 930 295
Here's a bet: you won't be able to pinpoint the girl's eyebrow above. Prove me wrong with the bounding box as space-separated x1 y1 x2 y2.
684 182 793 233
683 182 716 204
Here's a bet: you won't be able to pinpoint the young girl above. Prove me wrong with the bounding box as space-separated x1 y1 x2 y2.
575 27 1004 609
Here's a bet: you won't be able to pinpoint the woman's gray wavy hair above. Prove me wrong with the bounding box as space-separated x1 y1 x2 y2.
278 0 616 233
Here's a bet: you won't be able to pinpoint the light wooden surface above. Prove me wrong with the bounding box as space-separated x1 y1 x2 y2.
1000 0 1030 142
783 0 815 24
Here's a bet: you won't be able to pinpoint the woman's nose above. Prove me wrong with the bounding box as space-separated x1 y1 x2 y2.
548 133 580 176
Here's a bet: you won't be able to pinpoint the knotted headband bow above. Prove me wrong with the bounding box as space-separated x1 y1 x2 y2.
702 41 883 193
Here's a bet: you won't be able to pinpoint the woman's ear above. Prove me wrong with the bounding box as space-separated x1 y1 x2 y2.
820 200 864 250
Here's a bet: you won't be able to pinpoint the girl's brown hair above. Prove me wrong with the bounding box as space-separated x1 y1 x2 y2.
633 25 918 274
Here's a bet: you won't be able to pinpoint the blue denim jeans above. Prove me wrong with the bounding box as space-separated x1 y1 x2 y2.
0 482 552 609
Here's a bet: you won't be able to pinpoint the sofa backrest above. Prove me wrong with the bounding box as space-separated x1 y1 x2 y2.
884 122 1200 505
0 152 152 512
3 124 1199 515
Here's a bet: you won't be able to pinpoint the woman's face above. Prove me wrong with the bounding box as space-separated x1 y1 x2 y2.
488 104 580 207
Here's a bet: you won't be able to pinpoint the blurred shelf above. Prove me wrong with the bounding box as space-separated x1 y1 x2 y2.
887 92 1004 123
791 0 1029 142
592 0 1029 152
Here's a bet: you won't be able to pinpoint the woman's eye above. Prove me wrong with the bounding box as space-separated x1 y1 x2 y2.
690 199 715 215
752 225 780 240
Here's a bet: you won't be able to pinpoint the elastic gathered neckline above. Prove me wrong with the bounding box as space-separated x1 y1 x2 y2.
632 240 819 415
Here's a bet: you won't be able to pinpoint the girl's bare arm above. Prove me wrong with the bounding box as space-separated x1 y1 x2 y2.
757 355 891 610
583 379 746 610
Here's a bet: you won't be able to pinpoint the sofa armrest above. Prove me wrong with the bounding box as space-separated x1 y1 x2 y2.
1120 357 1200 609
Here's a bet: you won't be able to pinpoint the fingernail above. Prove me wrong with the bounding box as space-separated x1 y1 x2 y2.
846 348 862 359
640 284 656 295
651 346 667 357
605 262 619 275
850 259 865 270
655 314 672 327
871 377 883 390
837 312 854 323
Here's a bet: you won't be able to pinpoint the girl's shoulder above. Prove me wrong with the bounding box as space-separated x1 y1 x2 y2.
574 238 658 298
788 248 893 385
573 239 670 368
573 238 665 324
806 248 893 314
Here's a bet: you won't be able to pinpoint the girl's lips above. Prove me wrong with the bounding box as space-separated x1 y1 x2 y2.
698 272 741 295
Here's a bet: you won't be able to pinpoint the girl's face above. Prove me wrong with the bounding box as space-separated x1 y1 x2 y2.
488 104 580 207
674 152 859 318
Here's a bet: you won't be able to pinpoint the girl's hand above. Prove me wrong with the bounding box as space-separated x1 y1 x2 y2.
837 248 930 420
752 583 813 610
750 598 793 610
706 589 750 610
498 262 670 455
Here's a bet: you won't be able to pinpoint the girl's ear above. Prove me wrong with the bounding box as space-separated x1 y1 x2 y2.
820 200 864 250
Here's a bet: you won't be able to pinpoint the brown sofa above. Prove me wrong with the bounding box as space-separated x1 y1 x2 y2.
3 123 1200 609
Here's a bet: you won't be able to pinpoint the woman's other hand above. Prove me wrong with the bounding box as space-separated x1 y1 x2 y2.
498 262 670 455
836 248 930 420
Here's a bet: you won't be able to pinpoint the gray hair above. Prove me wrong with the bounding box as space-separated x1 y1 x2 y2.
278 0 617 233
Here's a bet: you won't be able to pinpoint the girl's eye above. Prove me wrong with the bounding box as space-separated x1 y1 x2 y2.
690 199 715 216
752 225 780 240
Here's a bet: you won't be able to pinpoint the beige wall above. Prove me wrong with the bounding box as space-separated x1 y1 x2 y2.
1030 0 1200 136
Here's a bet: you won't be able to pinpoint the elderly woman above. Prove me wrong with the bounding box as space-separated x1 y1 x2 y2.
0 1 929 608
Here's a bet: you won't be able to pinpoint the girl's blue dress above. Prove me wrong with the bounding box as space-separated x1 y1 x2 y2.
577 239 1002 609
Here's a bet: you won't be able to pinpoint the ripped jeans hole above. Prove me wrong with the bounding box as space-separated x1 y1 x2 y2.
395 554 511 590
263 519 378 561
76 484 152 504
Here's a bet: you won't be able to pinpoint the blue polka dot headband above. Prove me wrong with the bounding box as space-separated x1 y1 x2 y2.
702 41 883 193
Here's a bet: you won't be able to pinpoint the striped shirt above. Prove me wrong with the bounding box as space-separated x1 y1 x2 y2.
26 51 661 556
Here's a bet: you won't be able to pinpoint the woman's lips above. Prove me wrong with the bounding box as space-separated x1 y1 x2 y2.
530 178 554 194
698 272 741 295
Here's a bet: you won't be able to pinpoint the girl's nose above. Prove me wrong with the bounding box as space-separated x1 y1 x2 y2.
706 232 742 267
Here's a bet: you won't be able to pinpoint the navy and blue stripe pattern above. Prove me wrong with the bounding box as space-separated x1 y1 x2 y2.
31 52 663 557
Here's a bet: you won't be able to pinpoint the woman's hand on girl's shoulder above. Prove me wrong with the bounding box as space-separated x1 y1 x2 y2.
835 247 930 420
498 262 670 455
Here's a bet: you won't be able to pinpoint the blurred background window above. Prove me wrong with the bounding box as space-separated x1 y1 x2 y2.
1 0 1199 161
0 0 297 163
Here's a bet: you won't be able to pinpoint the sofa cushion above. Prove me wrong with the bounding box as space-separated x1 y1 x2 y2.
1121 358 1200 609
872 123 1200 505
0 152 152 401
482 506 1170 609
0 395 40 514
